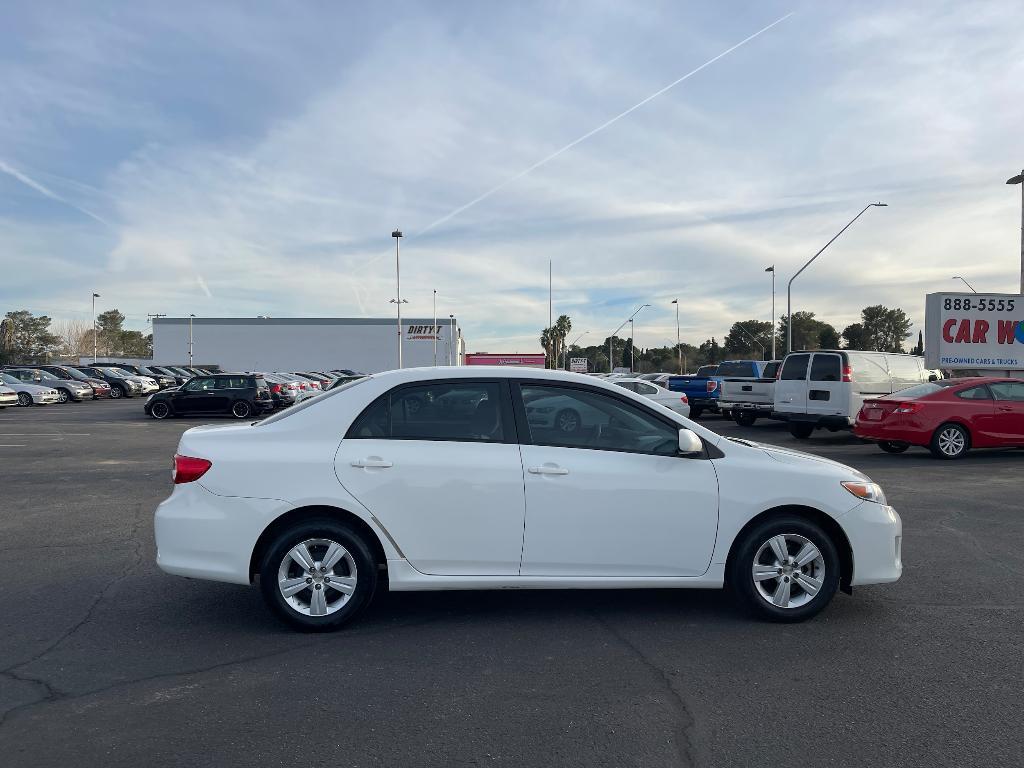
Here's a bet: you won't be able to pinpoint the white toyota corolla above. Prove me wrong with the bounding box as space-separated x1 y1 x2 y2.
155 367 901 631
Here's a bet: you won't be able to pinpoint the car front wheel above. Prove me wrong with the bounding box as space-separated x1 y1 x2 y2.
259 519 378 631
150 401 171 419
733 410 757 427
789 422 814 439
879 441 909 454
17 392 32 407
729 516 840 622
109 385 123 399
56 388 70 403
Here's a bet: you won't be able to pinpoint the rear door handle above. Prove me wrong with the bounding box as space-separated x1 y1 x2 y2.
351 459 393 468
997 405 1013 411
528 465 569 475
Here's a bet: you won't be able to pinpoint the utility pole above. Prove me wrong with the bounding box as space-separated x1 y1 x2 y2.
188 314 195 366
765 266 776 359
433 289 437 366
390 229 407 369
671 299 681 374
1006 171 1024 293
91 292 100 363
449 315 456 365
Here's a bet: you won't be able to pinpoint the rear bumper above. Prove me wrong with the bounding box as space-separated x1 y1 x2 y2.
719 401 773 414
854 420 931 446
0 395 18 407
843 502 903 586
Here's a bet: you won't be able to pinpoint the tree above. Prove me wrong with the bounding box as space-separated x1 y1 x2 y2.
818 325 841 349
723 320 773 359
540 314 572 369
621 337 634 369
912 330 924 356
842 323 866 349
52 319 92 358
119 330 152 358
860 305 912 353
96 309 126 356
699 337 723 364
1 310 61 362
778 312 834 352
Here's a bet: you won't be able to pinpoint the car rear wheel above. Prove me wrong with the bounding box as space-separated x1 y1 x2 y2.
231 400 252 419
150 401 171 419
729 516 840 622
17 392 32 407
879 441 909 454
930 423 969 459
733 411 757 427
689 407 703 420
259 519 378 631
789 422 814 439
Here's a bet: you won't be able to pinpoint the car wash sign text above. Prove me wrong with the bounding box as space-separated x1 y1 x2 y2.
925 293 1023 370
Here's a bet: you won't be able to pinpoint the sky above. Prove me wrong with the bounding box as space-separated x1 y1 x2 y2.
2 0 1023 354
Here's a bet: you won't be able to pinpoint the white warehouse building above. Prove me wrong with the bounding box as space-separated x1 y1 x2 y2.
152 317 464 374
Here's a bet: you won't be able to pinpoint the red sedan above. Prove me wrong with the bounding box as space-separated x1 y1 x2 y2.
855 377 1024 459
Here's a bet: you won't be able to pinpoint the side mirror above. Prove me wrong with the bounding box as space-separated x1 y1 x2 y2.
678 428 703 456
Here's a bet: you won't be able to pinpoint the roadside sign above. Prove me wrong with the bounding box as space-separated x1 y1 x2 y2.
569 357 588 373
924 292 1023 370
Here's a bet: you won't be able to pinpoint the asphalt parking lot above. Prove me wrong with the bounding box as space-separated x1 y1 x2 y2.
0 399 1021 767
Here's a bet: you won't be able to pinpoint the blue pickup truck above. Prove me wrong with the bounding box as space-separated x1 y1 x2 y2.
667 360 771 419
666 364 721 419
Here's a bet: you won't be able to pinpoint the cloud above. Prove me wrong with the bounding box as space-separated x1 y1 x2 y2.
0 159 109 225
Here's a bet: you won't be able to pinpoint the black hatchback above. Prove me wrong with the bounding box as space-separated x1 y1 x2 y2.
144 374 273 420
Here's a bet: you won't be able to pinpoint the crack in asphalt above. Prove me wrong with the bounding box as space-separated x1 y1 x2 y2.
591 609 698 767
0 503 146 730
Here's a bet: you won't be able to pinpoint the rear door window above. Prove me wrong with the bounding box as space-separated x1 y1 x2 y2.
990 382 1024 401
762 362 780 379
780 354 810 380
809 354 841 382
956 385 992 400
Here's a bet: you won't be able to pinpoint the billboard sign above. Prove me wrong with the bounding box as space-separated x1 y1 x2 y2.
924 292 1023 370
569 357 588 373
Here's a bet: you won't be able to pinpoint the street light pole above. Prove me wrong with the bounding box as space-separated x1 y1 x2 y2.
735 322 766 359
765 266 776 359
671 299 681 374
607 304 651 373
91 292 100 363
1006 171 1024 293
629 318 635 372
952 276 978 294
433 289 437 366
787 203 887 353
188 313 195 366
391 229 404 368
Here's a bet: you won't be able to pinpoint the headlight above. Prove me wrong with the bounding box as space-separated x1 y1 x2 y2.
841 480 887 505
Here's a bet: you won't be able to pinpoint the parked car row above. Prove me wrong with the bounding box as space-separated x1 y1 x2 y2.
144 369 365 419
0 363 219 408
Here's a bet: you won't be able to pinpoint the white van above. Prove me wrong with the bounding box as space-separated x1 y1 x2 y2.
773 350 938 439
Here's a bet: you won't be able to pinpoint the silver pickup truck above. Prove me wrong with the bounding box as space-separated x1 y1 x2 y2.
718 360 781 426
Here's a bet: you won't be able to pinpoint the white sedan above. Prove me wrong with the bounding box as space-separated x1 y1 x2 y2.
612 377 690 416
155 367 902 631
0 372 60 406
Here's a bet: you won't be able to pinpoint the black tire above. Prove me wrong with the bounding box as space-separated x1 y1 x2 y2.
231 400 252 419
733 410 758 427
17 392 32 407
259 518 378 632
729 515 840 623
719 409 731 420
109 385 123 399
150 401 171 420
689 407 703 420
789 422 814 439
56 388 70 404
555 408 581 434
878 441 909 454
930 422 970 460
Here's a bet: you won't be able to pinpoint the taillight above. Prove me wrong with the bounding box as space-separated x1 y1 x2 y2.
300 383 307 390
173 454 212 484
680 394 689 403
706 380 718 392
842 365 853 383
894 402 920 414
270 383 282 393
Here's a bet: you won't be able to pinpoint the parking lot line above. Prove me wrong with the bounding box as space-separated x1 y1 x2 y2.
0 433 92 436
0 444 28 447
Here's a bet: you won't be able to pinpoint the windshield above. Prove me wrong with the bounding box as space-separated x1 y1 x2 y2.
257 376 368 426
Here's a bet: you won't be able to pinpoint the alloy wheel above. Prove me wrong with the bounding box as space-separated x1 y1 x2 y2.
751 533 826 609
232 401 251 419
151 402 170 419
556 409 580 433
57 389 69 403
277 538 358 617
937 426 966 457
18 392 32 407
110 386 122 399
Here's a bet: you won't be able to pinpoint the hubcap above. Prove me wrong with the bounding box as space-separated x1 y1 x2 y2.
58 390 68 402
277 538 357 617
558 412 578 432
938 428 965 456
752 533 825 609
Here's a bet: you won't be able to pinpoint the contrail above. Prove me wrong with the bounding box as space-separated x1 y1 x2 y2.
417 12 794 236
0 159 109 226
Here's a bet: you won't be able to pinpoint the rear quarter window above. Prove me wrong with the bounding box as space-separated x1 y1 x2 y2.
780 354 809 380
717 361 754 378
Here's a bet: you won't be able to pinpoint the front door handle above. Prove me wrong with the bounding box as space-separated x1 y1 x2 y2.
997 405 1013 411
528 465 569 475
351 458 393 469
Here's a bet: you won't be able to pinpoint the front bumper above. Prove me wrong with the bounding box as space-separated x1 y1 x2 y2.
32 392 61 405
843 502 902 586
